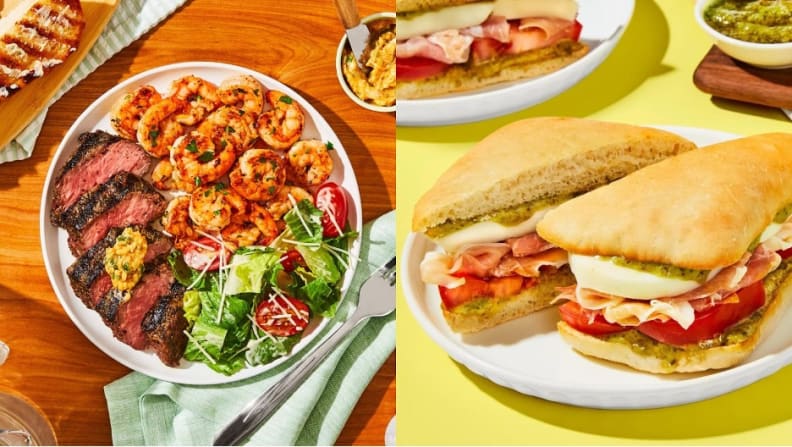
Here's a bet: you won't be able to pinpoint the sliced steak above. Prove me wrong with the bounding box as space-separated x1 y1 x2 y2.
59 172 166 256
67 226 172 308
51 131 152 225
142 282 188 366
105 260 174 350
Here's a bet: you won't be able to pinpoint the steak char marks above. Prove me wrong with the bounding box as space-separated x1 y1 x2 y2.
50 130 152 225
58 172 166 256
67 226 172 308
143 282 189 366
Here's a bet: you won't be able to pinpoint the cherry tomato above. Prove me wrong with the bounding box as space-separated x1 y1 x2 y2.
396 57 449 81
558 301 628 335
280 249 305 272
255 295 311 337
182 237 228 272
637 281 766 346
314 182 348 238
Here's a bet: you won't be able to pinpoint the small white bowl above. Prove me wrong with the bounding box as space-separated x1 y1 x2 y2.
695 0 792 69
335 11 396 112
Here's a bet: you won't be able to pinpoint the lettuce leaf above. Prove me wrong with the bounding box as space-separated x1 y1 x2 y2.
224 247 282 295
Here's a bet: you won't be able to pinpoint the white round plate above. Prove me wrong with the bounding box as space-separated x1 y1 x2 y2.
40 62 362 385
402 126 792 409
396 0 635 127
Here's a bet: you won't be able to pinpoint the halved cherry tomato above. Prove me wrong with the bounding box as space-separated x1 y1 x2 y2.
314 182 348 238
396 57 449 81
637 281 766 346
182 237 228 272
558 301 628 335
255 295 310 337
280 249 305 272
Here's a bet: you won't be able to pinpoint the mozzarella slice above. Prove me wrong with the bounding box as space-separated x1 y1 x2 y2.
493 0 578 21
432 208 552 252
568 254 706 300
397 2 494 40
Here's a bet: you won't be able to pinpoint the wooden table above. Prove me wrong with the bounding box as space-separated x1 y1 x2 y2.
0 0 395 444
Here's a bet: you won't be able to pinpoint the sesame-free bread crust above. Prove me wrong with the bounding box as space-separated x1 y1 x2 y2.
412 117 696 233
557 264 792 373
537 133 792 270
443 267 574 333
396 0 483 14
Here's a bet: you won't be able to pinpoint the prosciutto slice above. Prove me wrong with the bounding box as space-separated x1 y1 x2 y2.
506 233 554 257
461 15 510 42
396 32 473 64
493 248 568 277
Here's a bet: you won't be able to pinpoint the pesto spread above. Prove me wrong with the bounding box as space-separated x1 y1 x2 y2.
704 0 792 43
425 194 573 240
774 201 792 223
605 257 710 282
600 258 792 369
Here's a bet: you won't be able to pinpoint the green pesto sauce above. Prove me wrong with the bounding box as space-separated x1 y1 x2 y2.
774 202 792 223
425 194 573 240
600 258 792 369
704 0 792 43
605 257 710 282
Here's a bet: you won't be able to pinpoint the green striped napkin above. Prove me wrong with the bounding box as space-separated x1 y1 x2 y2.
105 211 395 446
0 0 187 163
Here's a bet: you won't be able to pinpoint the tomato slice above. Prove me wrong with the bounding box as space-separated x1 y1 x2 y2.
314 182 348 238
438 275 535 310
280 249 305 272
255 295 310 337
182 237 228 272
779 246 792 260
558 301 628 335
396 57 449 81
637 281 766 346
570 19 583 41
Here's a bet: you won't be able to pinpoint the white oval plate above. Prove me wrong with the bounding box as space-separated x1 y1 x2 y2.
396 0 635 127
401 126 792 409
40 62 362 385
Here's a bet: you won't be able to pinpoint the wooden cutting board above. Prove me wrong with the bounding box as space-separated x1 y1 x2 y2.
693 45 792 109
0 0 120 151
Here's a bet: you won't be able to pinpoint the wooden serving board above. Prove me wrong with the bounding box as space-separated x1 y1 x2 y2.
0 0 119 151
693 45 792 110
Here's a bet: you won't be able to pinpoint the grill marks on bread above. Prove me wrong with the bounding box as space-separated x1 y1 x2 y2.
0 0 85 101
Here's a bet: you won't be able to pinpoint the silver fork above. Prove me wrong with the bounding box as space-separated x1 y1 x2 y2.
213 257 396 446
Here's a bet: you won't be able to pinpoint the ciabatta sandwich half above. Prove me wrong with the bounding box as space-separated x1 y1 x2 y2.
413 117 696 333
537 133 792 373
396 0 588 99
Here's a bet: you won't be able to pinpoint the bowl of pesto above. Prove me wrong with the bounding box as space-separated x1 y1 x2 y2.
696 0 792 68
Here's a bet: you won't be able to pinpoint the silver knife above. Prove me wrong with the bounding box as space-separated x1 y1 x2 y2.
213 257 396 446
333 0 370 70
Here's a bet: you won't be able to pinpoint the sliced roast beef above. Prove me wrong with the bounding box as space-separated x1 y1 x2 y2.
67 226 172 307
142 282 188 366
102 260 175 349
51 131 152 226
59 172 166 256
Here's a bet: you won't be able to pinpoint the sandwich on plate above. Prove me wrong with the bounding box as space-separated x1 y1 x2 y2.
396 0 588 99
537 133 792 373
413 117 696 333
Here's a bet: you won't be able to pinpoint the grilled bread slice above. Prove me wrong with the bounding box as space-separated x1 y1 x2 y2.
0 0 85 103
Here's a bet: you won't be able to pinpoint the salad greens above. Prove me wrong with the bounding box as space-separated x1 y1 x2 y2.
170 199 356 375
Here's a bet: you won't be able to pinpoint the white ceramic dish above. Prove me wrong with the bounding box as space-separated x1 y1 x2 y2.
401 126 792 409
40 62 362 385
336 11 396 113
396 0 634 127
695 0 792 69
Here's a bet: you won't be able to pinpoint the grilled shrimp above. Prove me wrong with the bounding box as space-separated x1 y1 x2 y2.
170 131 236 192
257 90 304 150
161 195 197 244
229 148 286 202
217 74 265 118
151 159 175 191
221 214 262 251
286 139 333 186
110 85 162 140
198 105 257 154
265 185 314 221
137 97 187 157
250 203 279 244
188 183 247 232
169 75 221 126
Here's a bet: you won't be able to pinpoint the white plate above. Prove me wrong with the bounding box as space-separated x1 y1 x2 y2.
40 62 363 385
396 0 635 127
401 126 792 409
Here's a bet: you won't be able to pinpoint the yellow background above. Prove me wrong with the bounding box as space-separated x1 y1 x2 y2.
396 0 792 444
